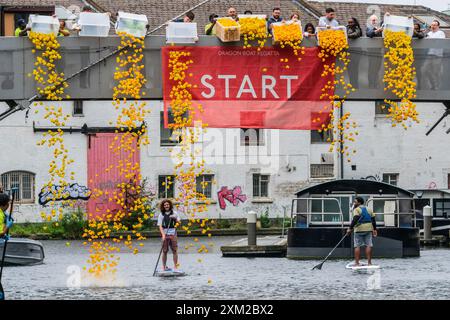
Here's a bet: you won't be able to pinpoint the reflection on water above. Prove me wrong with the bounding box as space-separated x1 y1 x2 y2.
3 237 450 300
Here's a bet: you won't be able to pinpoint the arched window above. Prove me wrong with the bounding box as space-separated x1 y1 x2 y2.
1 171 35 203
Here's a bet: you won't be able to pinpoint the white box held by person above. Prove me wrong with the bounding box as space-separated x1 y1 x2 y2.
166 22 198 44
115 11 148 38
78 12 110 37
383 14 414 38
28 15 60 36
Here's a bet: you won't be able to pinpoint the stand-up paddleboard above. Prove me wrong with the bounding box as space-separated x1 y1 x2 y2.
155 269 186 277
346 262 380 271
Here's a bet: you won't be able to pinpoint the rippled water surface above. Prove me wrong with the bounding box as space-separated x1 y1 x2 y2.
3 237 450 300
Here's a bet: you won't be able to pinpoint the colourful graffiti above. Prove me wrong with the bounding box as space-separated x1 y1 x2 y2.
217 186 247 210
38 183 91 206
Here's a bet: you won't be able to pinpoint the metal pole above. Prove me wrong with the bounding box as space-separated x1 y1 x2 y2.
247 211 257 246
423 205 432 241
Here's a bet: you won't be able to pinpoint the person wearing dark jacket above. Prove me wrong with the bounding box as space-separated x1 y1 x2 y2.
347 197 377 266
346 17 362 39
366 14 383 38
413 23 425 39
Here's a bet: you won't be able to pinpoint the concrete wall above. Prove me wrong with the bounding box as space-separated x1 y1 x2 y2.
1 100 449 222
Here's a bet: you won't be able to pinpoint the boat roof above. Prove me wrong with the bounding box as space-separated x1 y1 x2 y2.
295 179 415 197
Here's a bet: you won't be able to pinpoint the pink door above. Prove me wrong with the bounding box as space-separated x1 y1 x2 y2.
87 133 140 219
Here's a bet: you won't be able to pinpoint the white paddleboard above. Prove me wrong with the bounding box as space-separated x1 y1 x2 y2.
155 269 186 277
346 262 380 271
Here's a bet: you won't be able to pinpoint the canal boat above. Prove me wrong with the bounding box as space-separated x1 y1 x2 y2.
0 238 45 266
287 179 420 259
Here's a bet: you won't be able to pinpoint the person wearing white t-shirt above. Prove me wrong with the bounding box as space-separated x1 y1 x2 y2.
424 20 446 90
157 199 181 271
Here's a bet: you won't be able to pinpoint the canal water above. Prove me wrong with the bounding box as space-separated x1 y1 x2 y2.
3 236 450 300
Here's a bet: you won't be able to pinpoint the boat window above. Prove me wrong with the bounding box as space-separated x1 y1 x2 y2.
311 199 322 213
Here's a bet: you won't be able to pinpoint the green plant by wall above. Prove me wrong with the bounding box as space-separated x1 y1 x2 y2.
260 208 271 228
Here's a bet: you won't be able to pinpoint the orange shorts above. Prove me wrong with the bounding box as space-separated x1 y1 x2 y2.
162 235 178 253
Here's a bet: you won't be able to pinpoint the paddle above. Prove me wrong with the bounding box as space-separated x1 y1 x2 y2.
153 227 170 277
0 188 17 300
312 204 365 270
311 232 348 270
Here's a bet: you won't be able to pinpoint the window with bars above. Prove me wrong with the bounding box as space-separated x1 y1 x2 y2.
240 129 264 146
160 111 181 146
1 171 35 203
382 173 399 186
158 175 175 199
196 174 214 199
253 174 270 198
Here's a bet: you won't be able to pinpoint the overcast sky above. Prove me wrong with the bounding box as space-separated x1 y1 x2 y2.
325 0 448 12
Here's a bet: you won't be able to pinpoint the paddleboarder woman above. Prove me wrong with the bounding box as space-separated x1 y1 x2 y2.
157 199 181 271
346 197 377 266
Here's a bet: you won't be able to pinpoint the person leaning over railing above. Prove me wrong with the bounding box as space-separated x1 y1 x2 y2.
303 22 316 38
366 14 383 37
413 23 425 39
318 7 339 28
58 20 70 37
290 11 301 22
227 7 238 21
347 17 362 39
15 19 31 37
267 7 283 34
205 13 218 35
173 11 195 23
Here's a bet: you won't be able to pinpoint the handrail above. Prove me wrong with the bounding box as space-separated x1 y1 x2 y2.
365 197 417 228
291 197 344 228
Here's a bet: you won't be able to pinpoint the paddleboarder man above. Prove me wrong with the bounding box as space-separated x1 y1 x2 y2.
157 199 181 271
0 193 13 240
347 197 377 266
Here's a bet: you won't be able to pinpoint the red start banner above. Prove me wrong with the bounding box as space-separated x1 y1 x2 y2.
162 46 334 130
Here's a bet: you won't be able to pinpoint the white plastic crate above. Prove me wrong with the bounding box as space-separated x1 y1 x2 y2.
78 12 110 37
166 22 198 43
115 11 148 38
28 14 59 36
383 14 414 37
316 26 348 46
237 14 267 20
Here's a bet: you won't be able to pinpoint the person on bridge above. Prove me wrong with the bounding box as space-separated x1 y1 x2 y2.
157 199 181 271
347 197 377 266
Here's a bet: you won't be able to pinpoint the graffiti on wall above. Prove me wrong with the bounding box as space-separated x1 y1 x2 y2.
361 174 381 182
38 183 91 206
217 186 247 210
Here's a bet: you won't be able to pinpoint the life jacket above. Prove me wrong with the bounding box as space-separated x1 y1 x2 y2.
357 206 372 224
162 211 176 229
